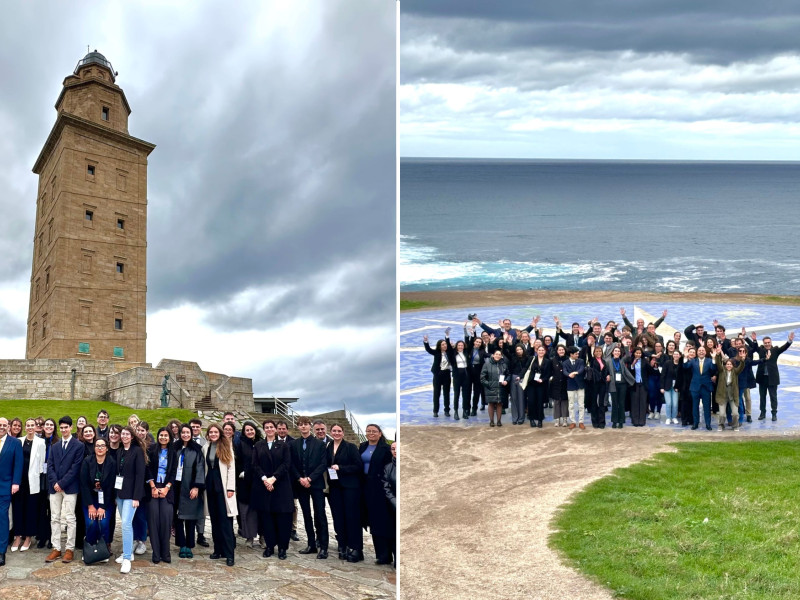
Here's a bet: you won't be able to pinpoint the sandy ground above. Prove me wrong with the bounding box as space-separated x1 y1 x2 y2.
399 424 799 600
401 290 800 310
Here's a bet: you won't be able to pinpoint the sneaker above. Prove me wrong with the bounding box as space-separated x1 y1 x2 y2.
733 427 740 432
134 541 147 555
554 420 560 427
718 425 724 431
116 553 135 564
120 559 131 574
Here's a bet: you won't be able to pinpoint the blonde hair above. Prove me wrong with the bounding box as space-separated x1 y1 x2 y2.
206 423 233 466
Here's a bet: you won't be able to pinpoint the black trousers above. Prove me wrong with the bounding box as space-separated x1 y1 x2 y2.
469 368 485 409
36 475 50 542
526 382 547 422
432 369 451 413
147 494 173 561
759 383 778 414
11 486 37 538
586 381 607 427
258 510 292 551
297 487 328 550
328 485 362 552
207 489 235 560
372 533 393 563
175 518 196 548
452 368 470 413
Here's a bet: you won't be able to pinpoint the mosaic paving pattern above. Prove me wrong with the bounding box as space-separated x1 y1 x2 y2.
401 302 800 432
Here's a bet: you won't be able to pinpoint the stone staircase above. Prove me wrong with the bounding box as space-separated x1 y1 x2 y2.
195 395 216 412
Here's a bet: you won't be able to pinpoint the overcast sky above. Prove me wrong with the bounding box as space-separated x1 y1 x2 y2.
401 1 800 160
0 1 396 435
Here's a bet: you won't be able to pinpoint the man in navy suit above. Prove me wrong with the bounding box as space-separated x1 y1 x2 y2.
683 346 717 431
290 417 328 558
45 416 84 564
0 418 23 566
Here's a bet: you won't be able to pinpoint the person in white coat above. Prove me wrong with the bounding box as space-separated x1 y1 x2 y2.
201 424 238 566
10 418 46 552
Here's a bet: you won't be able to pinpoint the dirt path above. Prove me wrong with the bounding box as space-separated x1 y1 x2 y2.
399 425 794 600
401 290 800 310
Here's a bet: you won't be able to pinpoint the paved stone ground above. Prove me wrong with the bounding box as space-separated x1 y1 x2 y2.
0 512 395 599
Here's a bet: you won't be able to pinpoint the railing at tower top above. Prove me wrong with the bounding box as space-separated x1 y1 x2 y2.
272 396 297 428
343 402 366 443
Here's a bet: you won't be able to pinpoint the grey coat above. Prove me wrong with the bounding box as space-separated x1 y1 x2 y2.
605 354 635 392
174 441 206 521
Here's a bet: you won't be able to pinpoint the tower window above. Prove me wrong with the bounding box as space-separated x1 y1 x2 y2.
117 218 125 230
87 165 95 176
85 210 93 221
102 106 109 121
114 318 123 330
116 262 124 274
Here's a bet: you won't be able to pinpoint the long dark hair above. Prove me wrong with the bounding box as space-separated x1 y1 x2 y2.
121 425 149 465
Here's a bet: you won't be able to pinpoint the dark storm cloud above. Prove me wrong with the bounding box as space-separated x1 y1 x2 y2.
0 1 395 325
402 2 800 85
206 244 395 330
250 343 396 420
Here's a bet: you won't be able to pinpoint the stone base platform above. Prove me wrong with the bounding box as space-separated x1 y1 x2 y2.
0 357 253 413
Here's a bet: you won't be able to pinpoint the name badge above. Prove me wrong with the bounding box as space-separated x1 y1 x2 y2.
98 491 105 504
615 373 622 382
175 464 183 482
42 463 47 474
327 468 339 480
658 366 662 373
498 375 505 383
533 373 541 382
114 476 124 490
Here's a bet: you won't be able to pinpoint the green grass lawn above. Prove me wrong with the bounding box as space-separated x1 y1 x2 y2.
400 299 444 311
0 399 196 432
550 440 800 600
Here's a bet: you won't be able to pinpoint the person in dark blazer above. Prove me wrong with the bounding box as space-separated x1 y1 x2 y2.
606 345 634 428
10 419 45 553
45 416 84 564
36 418 59 549
563 346 586 429
173 424 205 559
684 323 711 347
360 424 393 566
290 417 328 558
586 346 610 429
423 334 452 417
660 349 683 425
0 418 23 566
625 347 649 427
683 346 716 430
752 331 795 421
146 427 177 564
382 441 396 569
466 335 488 415
326 424 363 562
250 420 293 560
525 345 551 428
235 420 262 549
79 438 116 555
446 333 471 420
114 426 146 574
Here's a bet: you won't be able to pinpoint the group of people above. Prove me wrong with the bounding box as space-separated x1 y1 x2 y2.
422 307 795 431
0 410 397 573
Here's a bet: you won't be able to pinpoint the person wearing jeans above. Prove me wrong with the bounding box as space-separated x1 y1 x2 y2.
114 426 146 574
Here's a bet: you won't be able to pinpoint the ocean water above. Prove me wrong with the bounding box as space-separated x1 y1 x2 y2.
400 159 800 293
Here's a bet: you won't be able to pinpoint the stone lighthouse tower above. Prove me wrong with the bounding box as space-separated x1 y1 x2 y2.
27 51 155 364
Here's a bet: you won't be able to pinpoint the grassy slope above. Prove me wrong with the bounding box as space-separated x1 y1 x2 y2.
0 399 196 431
551 440 800 600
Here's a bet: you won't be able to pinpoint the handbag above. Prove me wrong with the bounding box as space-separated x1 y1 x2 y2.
82 517 111 565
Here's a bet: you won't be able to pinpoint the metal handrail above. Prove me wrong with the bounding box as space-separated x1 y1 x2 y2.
343 402 366 443
272 396 297 428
